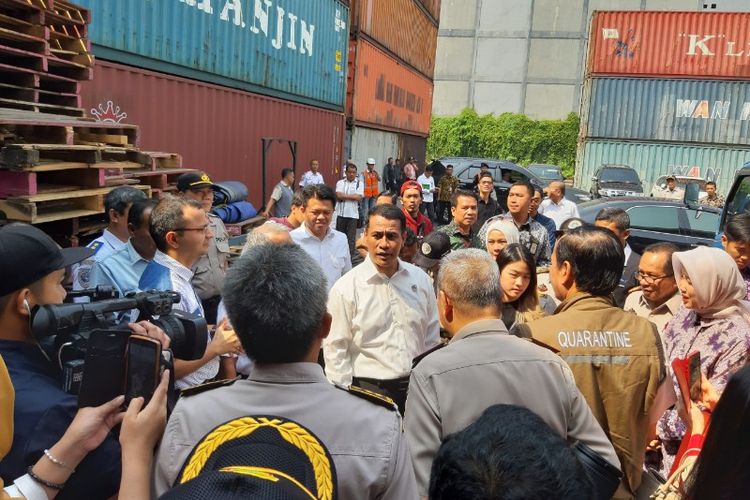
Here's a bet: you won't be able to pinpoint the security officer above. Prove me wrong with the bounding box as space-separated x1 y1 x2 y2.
514 226 665 500
71 186 147 292
177 172 230 324
154 243 418 499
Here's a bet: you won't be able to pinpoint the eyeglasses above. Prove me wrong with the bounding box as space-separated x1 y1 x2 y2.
635 271 673 284
174 224 210 234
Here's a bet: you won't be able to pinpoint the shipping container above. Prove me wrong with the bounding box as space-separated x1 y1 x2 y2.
588 11 750 79
399 133 427 167
417 0 441 23
350 0 438 79
76 0 349 110
81 60 344 208
575 139 750 196
583 77 750 146
348 126 399 178
348 39 434 136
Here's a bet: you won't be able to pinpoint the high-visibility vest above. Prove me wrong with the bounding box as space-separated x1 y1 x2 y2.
363 170 380 198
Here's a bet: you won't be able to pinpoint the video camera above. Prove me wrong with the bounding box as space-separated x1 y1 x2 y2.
31 287 208 407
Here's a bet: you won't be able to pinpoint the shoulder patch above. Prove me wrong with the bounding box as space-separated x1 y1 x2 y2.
412 342 446 368
336 385 398 411
87 240 103 255
180 377 238 398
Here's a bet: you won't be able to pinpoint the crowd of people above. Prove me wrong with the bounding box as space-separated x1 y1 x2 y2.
0 157 749 500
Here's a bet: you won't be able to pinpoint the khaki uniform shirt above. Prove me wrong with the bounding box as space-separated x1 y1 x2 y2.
624 290 683 335
191 213 230 300
405 319 620 496
153 363 418 499
517 293 665 500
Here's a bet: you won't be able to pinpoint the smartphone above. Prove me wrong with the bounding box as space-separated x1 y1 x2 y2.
124 335 162 406
688 352 702 402
78 329 129 408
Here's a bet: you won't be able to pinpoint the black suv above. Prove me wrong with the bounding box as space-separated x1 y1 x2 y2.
590 164 644 199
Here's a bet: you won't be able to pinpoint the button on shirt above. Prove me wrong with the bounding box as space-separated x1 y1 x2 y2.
290 225 352 291
538 198 580 229
298 170 325 188
71 229 126 290
139 251 218 389
89 240 150 298
335 178 363 219
324 256 441 386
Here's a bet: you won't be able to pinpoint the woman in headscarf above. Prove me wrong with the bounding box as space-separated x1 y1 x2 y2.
481 218 520 259
656 246 750 477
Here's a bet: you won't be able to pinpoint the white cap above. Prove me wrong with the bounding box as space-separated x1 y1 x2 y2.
367 158 376 165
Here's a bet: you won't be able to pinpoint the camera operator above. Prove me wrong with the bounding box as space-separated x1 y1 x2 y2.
139 196 240 389
0 224 169 499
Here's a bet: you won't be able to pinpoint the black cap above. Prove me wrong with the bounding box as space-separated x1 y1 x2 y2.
164 415 337 500
555 217 589 239
177 172 214 192
0 224 93 296
413 231 451 269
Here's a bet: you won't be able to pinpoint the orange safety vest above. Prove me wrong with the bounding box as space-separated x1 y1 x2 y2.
363 170 380 198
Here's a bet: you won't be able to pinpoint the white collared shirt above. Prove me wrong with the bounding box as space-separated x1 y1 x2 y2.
538 198 580 229
335 178 363 219
290 224 352 291
323 256 441 386
624 243 632 268
299 170 325 188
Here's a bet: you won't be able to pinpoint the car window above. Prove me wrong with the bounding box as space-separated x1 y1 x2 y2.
725 175 750 219
600 168 640 184
456 166 475 183
530 166 562 179
626 206 681 234
502 168 527 184
683 208 719 239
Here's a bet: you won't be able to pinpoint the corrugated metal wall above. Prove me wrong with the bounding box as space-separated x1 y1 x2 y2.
80 60 344 208
584 78 750 145
77 0 349 109
578 140 750 195
589 11 750 79
349 126 399 177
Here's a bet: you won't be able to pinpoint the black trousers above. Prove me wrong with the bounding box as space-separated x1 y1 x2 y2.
336 216 359 258
352 376 410 415
201 295 221 324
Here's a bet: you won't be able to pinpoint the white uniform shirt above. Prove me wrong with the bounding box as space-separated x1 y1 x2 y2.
290 225 352 291
335 178 363 219
538 198 580 229
417 174 436 203
72 229 127 291
324 256 441 386
299 170 325 188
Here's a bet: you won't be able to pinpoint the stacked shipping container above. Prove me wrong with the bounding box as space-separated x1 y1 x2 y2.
346 0 439 178
578 11 750 195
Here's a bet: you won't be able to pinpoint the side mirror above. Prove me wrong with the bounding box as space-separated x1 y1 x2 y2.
684 182 700 207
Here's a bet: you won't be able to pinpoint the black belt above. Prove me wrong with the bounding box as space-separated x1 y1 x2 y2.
353 375 410 392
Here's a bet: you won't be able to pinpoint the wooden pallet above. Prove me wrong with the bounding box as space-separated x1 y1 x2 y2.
124 167 199 190
0 165 104 196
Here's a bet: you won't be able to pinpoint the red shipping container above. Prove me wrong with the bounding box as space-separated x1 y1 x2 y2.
588 11 750 78
350 0 438 79
80 60 344 208
347 39 434 136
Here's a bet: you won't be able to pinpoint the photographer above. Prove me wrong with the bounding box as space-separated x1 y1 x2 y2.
0 224 168 499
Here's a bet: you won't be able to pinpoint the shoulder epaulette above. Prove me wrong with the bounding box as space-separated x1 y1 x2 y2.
87 240 103 255
412 342 446 368
180 377 238 398
336 385 397 411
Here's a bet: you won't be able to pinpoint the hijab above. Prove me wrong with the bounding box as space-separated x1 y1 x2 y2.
482 218 520 247
672 246 750 323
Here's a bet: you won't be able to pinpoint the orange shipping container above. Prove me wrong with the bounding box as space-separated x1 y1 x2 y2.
351 0 438 79
417 0 441 23
589 11 750 78
348 39 434 136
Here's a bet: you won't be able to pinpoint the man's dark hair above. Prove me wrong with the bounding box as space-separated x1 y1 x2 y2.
480 163 489 169
404 227 417 246
446 164 454 170
725 213 750 243
450 189 478 208
595 207 630 231
367 204 405 232
509 181 534 197
554 226 624 296
425 165 433 173
149 195 204 252
127 198 158 229
345 163 357 172
533 185 545 197
300 184 336 208
223 244 327 364
105 186 147 216
706 181 717 188
281 168 293 179
642 242 679 276
429 404 591 500
291 192 304 208
479 172 493 181
377 191 396 204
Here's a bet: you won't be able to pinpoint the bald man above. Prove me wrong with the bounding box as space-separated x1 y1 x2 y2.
538 181 580 230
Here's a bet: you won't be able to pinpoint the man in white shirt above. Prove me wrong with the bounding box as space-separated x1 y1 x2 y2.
654 175 684 200
538 181 580 229
291 184 351 291
324 204 441 414
417 165 437 222
139 196 241 388
298 159 325 188
335 163 364 259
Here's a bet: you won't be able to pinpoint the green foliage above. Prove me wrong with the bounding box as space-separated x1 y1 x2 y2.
426 109 580 178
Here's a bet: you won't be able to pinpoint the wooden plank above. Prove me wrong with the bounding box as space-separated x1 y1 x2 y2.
0 25 47 53
10 186 113 202
0 13 48 39
25 160 88 171
46 54 91 80
75 131 129 146
0 96 84 117
0 42 46 71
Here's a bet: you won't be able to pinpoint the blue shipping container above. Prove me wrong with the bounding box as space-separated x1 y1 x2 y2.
77 0 349 110
576 140 750 196
584 78 750 146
